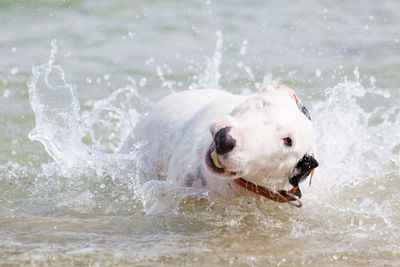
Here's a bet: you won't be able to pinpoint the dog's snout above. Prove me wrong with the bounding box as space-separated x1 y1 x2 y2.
298 154 319 172
289 154 319 187
214 127 236 155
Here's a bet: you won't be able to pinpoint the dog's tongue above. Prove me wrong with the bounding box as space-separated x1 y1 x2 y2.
211 150 224 169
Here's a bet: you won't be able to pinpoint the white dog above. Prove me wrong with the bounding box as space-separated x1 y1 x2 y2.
122 85 318 206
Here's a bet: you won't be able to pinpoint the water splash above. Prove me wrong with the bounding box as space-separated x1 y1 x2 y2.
28 40 88 168
81 86 151 153
27 40 147 183
26 39 400 220
23 40 162 215
189 30 223 89
304 73 400 209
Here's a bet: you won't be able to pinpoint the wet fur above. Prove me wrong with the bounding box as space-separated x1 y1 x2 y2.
121 86 315 198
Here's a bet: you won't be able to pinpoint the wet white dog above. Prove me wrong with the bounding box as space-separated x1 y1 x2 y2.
122 85 318 204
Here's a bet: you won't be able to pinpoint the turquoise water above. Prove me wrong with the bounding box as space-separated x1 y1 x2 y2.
1 1 400 265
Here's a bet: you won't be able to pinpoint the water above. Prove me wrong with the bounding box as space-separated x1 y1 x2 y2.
1 0 400 265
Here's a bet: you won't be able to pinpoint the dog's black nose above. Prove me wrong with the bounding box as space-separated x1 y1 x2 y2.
214 127 236 155
289 154 319 187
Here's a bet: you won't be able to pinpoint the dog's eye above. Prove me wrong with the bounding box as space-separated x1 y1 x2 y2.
283 137 292 147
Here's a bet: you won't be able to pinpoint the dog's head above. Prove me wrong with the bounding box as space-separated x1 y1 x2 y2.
205 85 318 190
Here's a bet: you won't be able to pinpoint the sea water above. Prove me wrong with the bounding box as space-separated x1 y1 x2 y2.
0 1 399 266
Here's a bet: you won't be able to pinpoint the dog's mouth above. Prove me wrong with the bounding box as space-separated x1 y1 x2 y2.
205 145 237 177
206 143 319 194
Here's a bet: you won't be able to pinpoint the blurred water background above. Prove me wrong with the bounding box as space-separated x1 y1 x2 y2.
0 0 400 265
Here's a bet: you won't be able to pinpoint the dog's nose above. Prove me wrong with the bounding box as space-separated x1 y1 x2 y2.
289 154 319 187
214 127 236 155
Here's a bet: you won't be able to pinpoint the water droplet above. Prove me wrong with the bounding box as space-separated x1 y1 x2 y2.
239 39 248 55
128 31 136 39
145 57 154 65
10 67 19 75
369 76 376 86
64 52 72 58
139 78 147 87
244 66 254 80
353 68 360 80
3 89 10 98
127 76 136 86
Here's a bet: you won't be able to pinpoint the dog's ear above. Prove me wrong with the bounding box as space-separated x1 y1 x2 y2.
300 105 311 120
289 92 312 121
260 85 297 96
291 93 312 121
209 116 237 137
260 85 276 93
260 84 288 93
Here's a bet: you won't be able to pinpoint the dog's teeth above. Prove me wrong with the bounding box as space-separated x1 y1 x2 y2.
211 150 224 169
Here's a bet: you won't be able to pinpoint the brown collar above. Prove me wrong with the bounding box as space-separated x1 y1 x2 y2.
234 178 302 207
